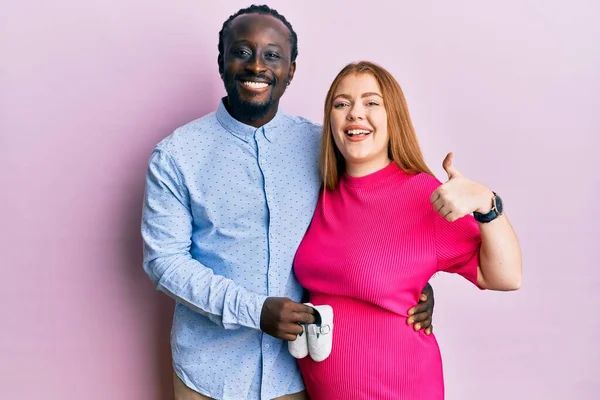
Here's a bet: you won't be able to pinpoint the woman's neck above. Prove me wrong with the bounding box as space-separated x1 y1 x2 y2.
345 158 392 177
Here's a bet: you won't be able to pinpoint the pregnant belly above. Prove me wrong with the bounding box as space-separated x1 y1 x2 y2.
298 294 445 400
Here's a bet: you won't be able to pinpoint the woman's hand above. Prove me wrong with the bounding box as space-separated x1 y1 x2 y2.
430 152 494 222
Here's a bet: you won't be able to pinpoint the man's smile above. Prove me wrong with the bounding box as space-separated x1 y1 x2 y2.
240 80 271 90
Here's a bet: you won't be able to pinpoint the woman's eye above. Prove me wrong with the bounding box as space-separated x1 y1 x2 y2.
333 103 349 108
366 101 380 107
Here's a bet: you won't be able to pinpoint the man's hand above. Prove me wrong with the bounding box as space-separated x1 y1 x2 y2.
260 297 317 341
407 283 435 335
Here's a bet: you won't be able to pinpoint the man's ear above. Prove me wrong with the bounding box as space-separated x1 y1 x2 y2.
287 61 296 85
217 54 224 77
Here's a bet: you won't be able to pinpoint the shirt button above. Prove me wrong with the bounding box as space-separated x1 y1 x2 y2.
265 344 270 349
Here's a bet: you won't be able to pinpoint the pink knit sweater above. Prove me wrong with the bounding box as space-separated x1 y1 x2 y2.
293 162 482 400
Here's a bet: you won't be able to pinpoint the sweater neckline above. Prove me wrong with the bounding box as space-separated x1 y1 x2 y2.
341 162 404 188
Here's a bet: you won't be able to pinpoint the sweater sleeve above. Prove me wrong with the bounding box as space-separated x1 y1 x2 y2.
433 211 482 288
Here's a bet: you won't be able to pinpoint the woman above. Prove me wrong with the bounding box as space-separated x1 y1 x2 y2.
293 61 522 399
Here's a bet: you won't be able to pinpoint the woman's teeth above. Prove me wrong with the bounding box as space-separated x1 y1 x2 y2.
346 129 371 136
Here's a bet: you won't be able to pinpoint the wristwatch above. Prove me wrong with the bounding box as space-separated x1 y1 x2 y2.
473 192 503 223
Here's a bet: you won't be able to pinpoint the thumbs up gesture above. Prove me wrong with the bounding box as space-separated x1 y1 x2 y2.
430 152 495 222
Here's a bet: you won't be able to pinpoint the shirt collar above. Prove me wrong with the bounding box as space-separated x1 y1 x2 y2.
215 98 284 143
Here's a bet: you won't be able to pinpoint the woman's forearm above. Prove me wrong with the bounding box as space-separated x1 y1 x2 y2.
477 213 522 291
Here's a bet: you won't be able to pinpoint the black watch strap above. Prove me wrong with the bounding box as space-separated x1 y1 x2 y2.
473 192 503 223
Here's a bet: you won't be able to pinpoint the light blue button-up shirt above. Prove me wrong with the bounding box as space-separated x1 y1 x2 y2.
141 100 321 400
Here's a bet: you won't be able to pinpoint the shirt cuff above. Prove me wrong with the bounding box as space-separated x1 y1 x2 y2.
222 292 269 330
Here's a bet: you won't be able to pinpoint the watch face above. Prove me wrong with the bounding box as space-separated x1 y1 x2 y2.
494 195 503 215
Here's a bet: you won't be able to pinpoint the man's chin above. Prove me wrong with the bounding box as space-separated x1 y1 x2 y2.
228 95 273 121
238 91 271 104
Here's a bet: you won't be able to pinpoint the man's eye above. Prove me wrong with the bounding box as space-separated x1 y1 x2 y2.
265 52 280 59
234 49 250 56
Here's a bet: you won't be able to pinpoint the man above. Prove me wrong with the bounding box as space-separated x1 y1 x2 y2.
142 5 434 400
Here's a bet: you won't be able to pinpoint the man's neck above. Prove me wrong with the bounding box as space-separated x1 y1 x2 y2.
224 97 279 128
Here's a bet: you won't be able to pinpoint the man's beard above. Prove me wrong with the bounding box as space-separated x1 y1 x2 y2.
227 85 274 122
224 74 278 122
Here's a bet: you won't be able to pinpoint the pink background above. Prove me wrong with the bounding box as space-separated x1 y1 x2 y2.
1 0 598 399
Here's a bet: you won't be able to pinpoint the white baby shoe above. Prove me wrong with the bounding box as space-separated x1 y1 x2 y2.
306 304 334 362
287 322 309 359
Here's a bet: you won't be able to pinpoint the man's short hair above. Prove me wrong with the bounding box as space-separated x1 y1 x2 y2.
218 4 299 62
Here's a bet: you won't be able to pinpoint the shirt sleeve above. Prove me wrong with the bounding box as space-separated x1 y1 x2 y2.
433 210 483 288
141 147 268 330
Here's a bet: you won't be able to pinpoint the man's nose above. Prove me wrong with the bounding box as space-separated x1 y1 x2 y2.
245 54 267 74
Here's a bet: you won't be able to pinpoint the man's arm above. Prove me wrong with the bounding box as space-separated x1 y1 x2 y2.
142 148 315 338
407 283 435 335
142 148 267 330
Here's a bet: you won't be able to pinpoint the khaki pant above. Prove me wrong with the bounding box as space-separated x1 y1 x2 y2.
174 372 308 400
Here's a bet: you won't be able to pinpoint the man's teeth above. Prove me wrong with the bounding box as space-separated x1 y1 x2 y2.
242 81 269 89
347 129 371 136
